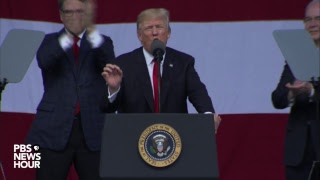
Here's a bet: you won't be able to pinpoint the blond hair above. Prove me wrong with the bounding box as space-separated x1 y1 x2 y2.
136 8 171 32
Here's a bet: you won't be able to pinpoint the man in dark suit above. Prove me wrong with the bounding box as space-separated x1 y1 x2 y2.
272 0 320 179
101 8 221 131
25 0 115 179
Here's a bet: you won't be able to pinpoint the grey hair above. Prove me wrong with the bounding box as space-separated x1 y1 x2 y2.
305 0 320 15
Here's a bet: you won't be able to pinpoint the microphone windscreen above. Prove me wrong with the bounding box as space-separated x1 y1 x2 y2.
151 39 165 55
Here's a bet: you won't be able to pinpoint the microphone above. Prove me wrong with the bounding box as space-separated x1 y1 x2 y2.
150 39 165 113
151 39 165 62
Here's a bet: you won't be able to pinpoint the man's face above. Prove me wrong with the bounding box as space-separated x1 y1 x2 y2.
60 0 86 35
137 18 171 54
304 2 320 43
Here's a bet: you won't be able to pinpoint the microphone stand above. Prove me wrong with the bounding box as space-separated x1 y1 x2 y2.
310 77 320 180
154 51 163 113
311 76 320 126
0 78 8 180
0 77 8 112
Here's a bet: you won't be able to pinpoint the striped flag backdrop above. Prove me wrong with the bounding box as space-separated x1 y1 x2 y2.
0 0 310 179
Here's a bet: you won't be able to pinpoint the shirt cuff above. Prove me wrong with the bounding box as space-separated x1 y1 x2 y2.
309 88 315 102
310 88 315 97
108 86 120 103
288 97 295 107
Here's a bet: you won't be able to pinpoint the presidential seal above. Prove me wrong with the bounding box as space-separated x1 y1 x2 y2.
138 124 182 167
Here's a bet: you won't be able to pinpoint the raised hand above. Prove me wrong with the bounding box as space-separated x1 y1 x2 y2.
101 64 123 94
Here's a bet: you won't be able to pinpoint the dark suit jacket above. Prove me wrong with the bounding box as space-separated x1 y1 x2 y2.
272 63 320 166
26 29 115 151
103 47 214 113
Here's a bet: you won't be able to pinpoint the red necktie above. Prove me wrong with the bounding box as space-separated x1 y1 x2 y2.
73 36 80 115
73 36 80 64
153 59 159 113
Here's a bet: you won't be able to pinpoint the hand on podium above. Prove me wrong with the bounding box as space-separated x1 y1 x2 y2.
213 113 222 134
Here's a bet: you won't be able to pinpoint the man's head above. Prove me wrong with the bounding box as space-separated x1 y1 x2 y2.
304 0 320 47
59 0 88 35
137 8 171 54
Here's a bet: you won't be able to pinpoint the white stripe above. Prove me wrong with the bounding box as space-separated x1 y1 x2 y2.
1 19 302 114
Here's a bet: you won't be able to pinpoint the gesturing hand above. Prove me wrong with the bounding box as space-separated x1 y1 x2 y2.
101 64 123 94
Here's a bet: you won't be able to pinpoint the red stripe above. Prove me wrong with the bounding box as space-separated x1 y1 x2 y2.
1 112 288 180
0 0 310 23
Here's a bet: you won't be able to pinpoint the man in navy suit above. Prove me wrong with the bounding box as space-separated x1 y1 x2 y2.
272 0 320 179
25 0 115 179
101 8 221 131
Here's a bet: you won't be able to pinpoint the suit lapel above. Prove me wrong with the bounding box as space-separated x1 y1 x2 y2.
58 29 77 78
65 49 77 73
136 48 154 111
160 48 173 109
78 33 91 75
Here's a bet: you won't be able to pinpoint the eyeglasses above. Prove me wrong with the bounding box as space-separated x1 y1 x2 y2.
61 9 85 17
304 16 320 24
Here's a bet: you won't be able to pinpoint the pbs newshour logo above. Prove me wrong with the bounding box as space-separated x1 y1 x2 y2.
14 144 41 168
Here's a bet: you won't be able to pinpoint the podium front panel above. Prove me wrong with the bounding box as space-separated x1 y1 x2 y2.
100 113 219 179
